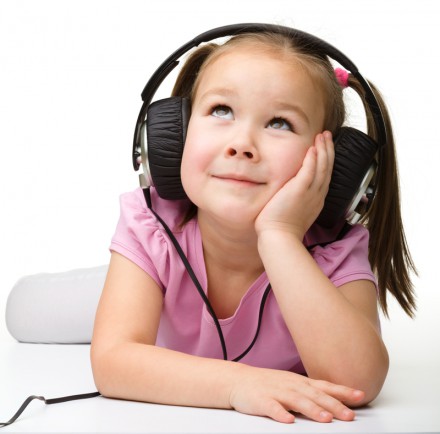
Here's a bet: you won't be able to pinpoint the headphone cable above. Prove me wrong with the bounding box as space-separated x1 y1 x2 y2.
142 187 271 362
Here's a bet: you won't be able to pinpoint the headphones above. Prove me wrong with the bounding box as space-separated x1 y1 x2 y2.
132 23 387 228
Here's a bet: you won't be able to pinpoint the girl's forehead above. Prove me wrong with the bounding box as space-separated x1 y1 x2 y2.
196 45 305 89
207 43 295 68
193 45 326 130
191 42 295 90
196 45 318 96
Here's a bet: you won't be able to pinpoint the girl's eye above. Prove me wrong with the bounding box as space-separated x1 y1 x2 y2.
211 105 234 120
267 117 293 131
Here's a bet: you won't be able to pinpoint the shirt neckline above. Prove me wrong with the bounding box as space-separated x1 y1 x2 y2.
191 218 269 326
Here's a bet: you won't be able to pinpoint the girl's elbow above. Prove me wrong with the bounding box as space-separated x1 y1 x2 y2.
355 379 385 407
317 352 389 406
90 343 115 397
352 355 390 406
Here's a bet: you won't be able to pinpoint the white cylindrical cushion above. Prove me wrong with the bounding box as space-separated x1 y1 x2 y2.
6 265 108 344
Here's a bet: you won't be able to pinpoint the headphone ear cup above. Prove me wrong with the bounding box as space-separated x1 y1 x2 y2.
316 127 378 228
147 97 191 200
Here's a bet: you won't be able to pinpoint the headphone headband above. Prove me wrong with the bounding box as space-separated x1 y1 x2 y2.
133 23 387 171
140 24 360 105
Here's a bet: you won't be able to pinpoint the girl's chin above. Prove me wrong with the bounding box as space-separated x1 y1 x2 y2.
184 189 266 227
200 205 261 228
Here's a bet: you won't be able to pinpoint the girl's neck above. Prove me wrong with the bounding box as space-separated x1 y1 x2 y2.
197 210 264 276
196 210 265 319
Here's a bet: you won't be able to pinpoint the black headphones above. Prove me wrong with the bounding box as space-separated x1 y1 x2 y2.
132 23 387 228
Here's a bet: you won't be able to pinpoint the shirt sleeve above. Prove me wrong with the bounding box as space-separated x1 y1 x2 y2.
109 190 169 291
310 224 377 289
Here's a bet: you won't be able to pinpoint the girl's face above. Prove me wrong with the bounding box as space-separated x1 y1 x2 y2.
181 45 326 228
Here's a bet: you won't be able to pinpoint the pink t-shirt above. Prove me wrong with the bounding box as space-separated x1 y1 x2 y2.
110 187 377 373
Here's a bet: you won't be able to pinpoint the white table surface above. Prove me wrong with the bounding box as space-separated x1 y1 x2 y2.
1 342 439 433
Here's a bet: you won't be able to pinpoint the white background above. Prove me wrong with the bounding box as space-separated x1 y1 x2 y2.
0 0 439 368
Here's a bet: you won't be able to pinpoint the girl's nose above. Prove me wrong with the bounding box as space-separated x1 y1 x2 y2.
225 127 259 161
226 148 254 159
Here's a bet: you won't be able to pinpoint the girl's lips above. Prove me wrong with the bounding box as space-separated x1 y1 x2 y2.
213 174 264 185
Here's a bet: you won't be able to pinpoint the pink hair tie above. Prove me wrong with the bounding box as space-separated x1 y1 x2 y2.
335 68 349 89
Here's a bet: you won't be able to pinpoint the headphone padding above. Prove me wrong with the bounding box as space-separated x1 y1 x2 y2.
316 127 378 228
147 97 191 200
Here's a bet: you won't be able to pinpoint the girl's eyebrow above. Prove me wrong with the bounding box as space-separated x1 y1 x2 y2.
197 87 236 102
273 101 310 125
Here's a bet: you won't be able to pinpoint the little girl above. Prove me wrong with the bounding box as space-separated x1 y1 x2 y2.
89 27 416 424
7 25 417 424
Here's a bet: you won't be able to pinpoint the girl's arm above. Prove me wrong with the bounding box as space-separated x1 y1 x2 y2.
91 252 235 408
256 133 389 403
258 232 389 403
91 252 365 423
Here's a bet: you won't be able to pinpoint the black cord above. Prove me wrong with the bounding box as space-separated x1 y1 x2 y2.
5 187 350 428
143 188 229 360
233 283 271 362
143 187 272 363
0 392 100 428
1 187 269 429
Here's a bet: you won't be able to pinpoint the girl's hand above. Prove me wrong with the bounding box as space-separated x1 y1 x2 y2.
255 131 334 241
229 365 365 424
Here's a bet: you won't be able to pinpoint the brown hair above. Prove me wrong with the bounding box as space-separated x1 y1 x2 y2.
170 31 417 318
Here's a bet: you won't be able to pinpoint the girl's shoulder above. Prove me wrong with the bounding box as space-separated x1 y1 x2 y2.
305 223 370 252
111 188 198 288
306 223 376 288
117 187 193 233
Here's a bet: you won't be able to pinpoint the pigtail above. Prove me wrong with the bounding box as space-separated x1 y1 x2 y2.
348 76 417 318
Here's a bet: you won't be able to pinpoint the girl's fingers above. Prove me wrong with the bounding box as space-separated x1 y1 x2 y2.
289 131 334 192
262 377 361 423
230 368 363 424
323 130 335 187
258 385 359 424
293 145 317 189
312 132 333 191
315 133 328 186
285 390 355 423
311 379 366 406
261 395 331 424
264 399 296 424
283 393 335 422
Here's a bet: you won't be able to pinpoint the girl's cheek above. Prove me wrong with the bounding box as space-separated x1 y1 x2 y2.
275 152 306 184
180 147 193 189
